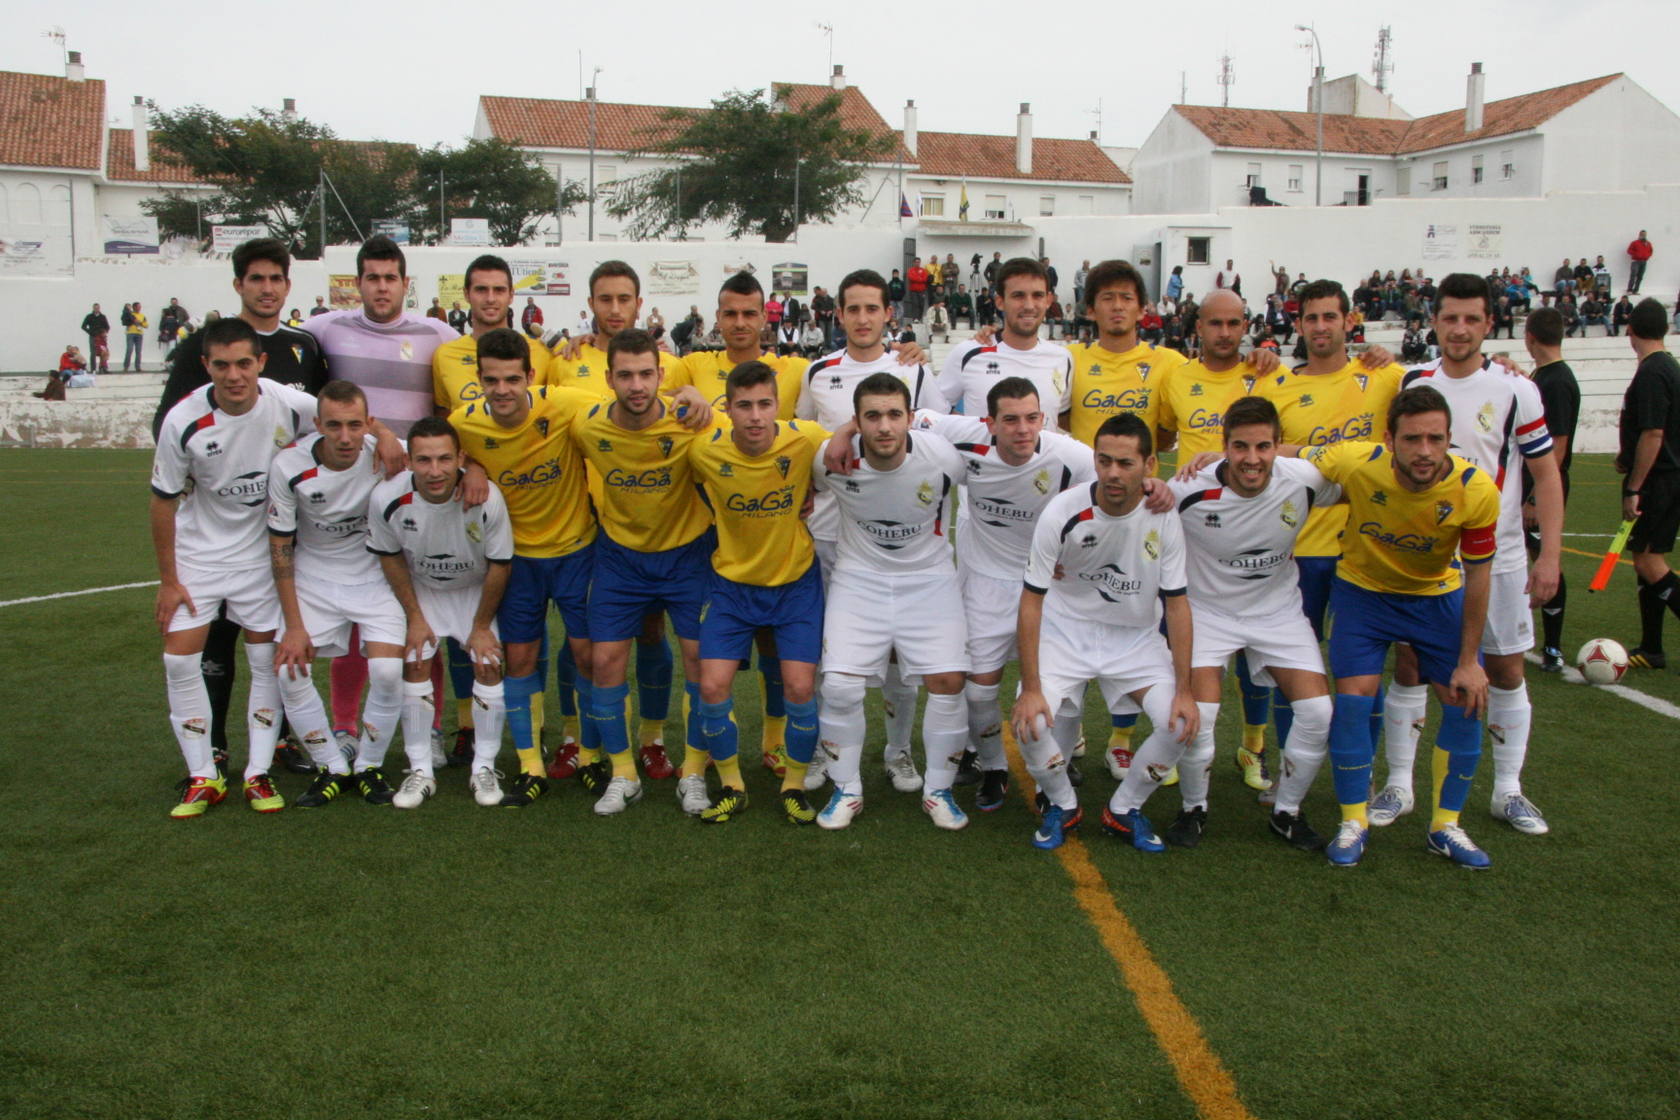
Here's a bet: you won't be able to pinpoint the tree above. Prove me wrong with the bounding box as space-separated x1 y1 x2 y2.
410 138 583 246
607 88 895 243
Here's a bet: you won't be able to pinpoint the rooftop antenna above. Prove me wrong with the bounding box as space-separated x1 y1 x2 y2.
1087 97 1103 144
1217 52 1236 107
1180 71 1188 105
1372 26 1395 93
815 22 834 75
42 25 66 69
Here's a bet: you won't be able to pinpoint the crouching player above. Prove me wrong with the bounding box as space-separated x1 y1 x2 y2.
1163 397 1337 850
369 417 515 808
1300 385 1499 868
1012 414 1199 851
689 361 826 823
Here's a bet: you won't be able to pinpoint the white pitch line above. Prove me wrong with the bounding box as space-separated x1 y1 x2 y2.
0 580 158 608
1525 651 1680 720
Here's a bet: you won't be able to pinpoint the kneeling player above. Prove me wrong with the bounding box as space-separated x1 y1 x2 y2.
1012 414 1199 851
689 361 827 823
370 417 515 808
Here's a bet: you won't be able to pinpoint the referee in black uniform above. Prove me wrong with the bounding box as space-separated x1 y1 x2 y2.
1619 298 1680 668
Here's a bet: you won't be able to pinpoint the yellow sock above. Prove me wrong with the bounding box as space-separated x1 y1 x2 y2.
1243 724 1266 754
530 692 544 745
715 756 744 791
516 746 544 777
681 745 709 778
1430 747 1459 829
782 760 809 792
761 714 787 752
609 749 639 781
1107 725 1132 750
1340 802 1369 827
456 698 475 731
578 745 602 766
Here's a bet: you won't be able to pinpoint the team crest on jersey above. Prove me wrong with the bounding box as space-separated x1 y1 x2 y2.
483 437 500 450
466 519 483 542
597 439 613 453
1435 500 1454 525
291 345 304 365
1242 375 1256 392
916 480 935 506
400 341 413 362
273 424 290 448
719 463 734 477
1144 529 1160 560
1189 383 1204 396
658 436 674 457
1372 489 1388 505
1281 499 1299 528
775 456 791 478
1476 401 1495 433
1355 373 1369 391
535 418 549 437
1299 393 1314 407
1139 363 1152 380
1032 468 1050 495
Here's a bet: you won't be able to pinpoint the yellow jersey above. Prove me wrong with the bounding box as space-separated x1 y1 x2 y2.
1300 441 1498 597
449 387 598 559
548 342 678 395
431 332 555 412
1155 358 1265 459
1257 358 1404 557
571 401 716 553
1065 340 1186 446
666 350 808 419
690 420 827 586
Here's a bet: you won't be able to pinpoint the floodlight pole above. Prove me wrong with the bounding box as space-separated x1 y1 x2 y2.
1296 23 1325 206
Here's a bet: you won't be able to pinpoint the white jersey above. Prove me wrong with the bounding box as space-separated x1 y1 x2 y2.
937 338 1073 428
151 382 318 570
910 410 1095 580
1166 457 1341 617
1025 484 1188 631
812 430 963 576
367 471 515 592
267 434 383 584
796 346 940 541
1402 358 1552 575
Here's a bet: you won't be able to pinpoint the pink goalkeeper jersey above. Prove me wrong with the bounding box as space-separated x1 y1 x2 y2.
302 309 456 436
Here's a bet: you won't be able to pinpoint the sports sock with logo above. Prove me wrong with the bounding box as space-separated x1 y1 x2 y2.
202 615 239 754
920 691 967 793
782 698 818 791
964 680 1005 771
680 681 707 778
164 651 216 779
1273 694 1332 815
447 638 475 730
471 679 506 772
1328 693 1377 825
401 679 436 777
1109 686 1186 815
759 653 786 754
1638 575 1666 653
1179 702 1219 812
1108 712 1137 750
700 698 743 790
590 682 636 780
353 657 404 771
1235 652 1269 753
819 672 867 795
1540 574 1567 652
1486 683 1532 800
242 642 282 780
882 659 917 759
277 667 343 773
1430 704 1483 829
502 672 544 777
1019 706 1077 812
1379 682 1428 795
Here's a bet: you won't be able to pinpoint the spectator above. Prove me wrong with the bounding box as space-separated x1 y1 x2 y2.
1612 294 1635 336
285 308 304 328
670 310 700 354
1073 259 1091 309
1165 265 1184 302
1574 257 1594 296
925 255 943 295
1401 316 1429 363
1139 302 1164 344
776 318 799 355
1042 257 1059 295
425 297 446 322
976 286 996 327
906 257 930 320
1559 295 1583 338
80 302 110 372
800 319 825 358
1346 304 1366 343
765 292 784 329
1215 259 1241 297
158 300 185 353
1580 295 1609 335
943 253 960 298
121 301 147 371
647 307 666 335
1491 296 1516 340
520 297 544 338
1554 258 1575 297
983 251 1003 291
1265 296 1293 343
887 269 906 320
446 300 468 334
574 306 590 336
1593 255 1613 298
928 300 951 342
810 286 835 332
1163 314 1185 353
1270 261 1289 296
948 284 974 329
308 295 330 317
1628 229 1653 294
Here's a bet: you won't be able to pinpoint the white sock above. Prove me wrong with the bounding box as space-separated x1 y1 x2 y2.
921 691 968 793
882 660 917 758
1109 686 1186 814
1274 694 1332 815
354 657 404 770
1381 683 1429 794
278 665 343 773
243 642 282 780
1020 700 1078 811
471 679 505 771
820 672 867 795
1178 702 1219 812
164 651 215 778
965 680 1005 770
1487 683 1531 800
402 679 435 777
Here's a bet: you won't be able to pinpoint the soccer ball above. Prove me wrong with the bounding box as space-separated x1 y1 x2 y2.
1576 638 1629 685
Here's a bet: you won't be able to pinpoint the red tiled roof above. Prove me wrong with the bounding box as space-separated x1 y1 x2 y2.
0 71 105 170
912 130 1129 184
105 129 202 183
1175 73 1621 156
479 95 686 152
772 82 911 160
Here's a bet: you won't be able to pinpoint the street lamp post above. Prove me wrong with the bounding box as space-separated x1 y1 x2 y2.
1296 23 1324 207
586 84 597 242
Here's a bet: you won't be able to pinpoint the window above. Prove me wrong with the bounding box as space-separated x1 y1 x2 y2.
1039 195 1055 216
1472 155 1484 184
597 163 618 184
14 182 41 225
1287 165 1303 192
1245 162 1262 187
1501 150 1515 180
1432 161 1448 191
1396 166 1411 196
920 194 945 217
1187 236 1211 265
1076 194 1094 215
983 194 1007 220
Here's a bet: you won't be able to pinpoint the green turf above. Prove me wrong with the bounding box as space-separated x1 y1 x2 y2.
1 448 1677 1120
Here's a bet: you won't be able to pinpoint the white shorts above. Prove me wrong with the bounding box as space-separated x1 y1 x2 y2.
1481 565 1533 655
293 576 406 658
168 563 279 634
1035 607 1175 717
1191 602 1326 686
813 535 837 594
415 582 499 661
822 566 969 684
960 567 1020 674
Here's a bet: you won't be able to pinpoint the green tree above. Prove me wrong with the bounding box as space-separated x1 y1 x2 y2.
409 138 582 246
607 87 895 242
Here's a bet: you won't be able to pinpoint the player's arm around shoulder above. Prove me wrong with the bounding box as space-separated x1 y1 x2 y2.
1297 438 1378 482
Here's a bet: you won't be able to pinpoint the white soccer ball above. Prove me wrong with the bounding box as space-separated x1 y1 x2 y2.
1576 638 1629 685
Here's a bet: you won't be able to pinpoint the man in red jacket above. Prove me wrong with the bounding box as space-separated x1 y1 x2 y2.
1628 230 1653 294
906 257 930 322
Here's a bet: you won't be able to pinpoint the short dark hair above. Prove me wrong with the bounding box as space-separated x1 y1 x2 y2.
465 254 513 291
986 376 1041 417
477 327 532 372
1297 279 1349 314
1631 298 1670 341
231 238 290 281
318 378 368 411
1095 412 1153 457
725 359 779 401
356 235 406 279
1525 307 1564 348
607 327 658 369
719 270 764 302
853 371 909 413
1434 272 1491 316
1223 396 1281 441
590 260 640 297
1082 259 1145 309
1388 384 1453 433
408 416 461 450
995 257 1049 294
200 316 262 356
838 268 890 308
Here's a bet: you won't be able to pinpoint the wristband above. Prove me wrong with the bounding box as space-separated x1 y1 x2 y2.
1625 487 1643 498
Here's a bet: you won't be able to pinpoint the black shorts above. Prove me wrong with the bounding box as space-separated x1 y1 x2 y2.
1629 473 1680 554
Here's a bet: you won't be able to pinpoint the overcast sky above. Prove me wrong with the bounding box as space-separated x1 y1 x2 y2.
9 0 1675 152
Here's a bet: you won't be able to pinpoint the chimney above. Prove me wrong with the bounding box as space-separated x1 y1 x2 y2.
65 50 85 82
1465 62 1485 133
830 64 847 91
904 100 918 158
1089 130 1099 142
1016 102 1032 174
282 97 298 124
132 96 150 173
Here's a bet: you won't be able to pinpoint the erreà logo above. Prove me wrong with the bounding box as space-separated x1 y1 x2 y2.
719 463 734 477
1372 489 1388 505
1189 383 1204 396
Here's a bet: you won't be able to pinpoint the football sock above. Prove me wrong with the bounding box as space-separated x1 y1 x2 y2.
329 646 368 735
1540 573 1566 651
760 654 787 755
1272 686 1293 748
1109 686 1185 815
1369 682 1387 754
1274 694 1332 815
573 670 597 761
1328 693 1377 825
1380 683 1429 795
447 638 475 729
1638 575 1666 652
242 642 282 780
553 636 576 745
164 651 216 779
920 691 967 792
1019 706 1077 812
1235 652 1269 750
882 659 917 759
680 681 707 777
1179 702 1219 812
820 671 868 795
1486 683 1532 800
471 680 506 772
202 615 239 754
401 679 436 776
502 672 544 777
700 698 744 789
353 657 404 771
782 698 819 791
589 682 636 779
1430 704 1483 829
277 666 342 773
1108 712 1137 751
964 680 1005 771
636 635 673 744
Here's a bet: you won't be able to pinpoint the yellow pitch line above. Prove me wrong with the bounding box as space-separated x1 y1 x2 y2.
1004 731 1256 1120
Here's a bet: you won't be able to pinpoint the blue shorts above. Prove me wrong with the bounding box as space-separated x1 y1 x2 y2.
699 562 824 665
499 545 594 645
1296 555 1338 641
1328 577 1475 685
588 530 715 642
